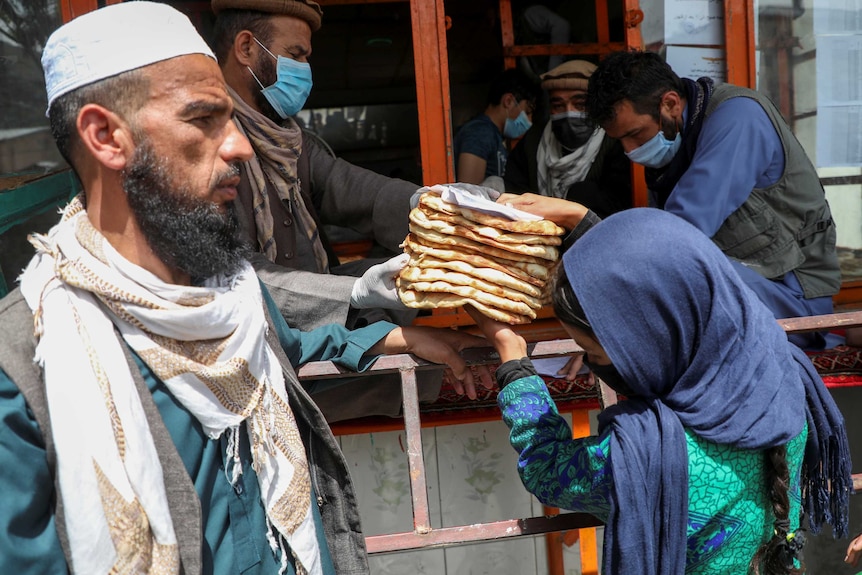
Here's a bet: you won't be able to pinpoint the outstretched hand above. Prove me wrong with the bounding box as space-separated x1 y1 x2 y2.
845 533 862 566
497 193 588 230
557 354 586 382
462 305 527 364
372 325 494 399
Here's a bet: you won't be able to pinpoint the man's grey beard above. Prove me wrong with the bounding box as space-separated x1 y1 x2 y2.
123 142 251 282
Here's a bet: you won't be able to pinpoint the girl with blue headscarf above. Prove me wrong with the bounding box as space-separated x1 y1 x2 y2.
466 208 851 574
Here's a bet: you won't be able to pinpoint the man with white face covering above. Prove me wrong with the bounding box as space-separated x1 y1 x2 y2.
503 60 632 219
0 4 491 573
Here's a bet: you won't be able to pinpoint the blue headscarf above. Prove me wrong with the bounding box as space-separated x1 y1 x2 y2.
562 208 851 575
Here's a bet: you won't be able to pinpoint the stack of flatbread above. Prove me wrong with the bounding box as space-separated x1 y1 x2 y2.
397 192 565 324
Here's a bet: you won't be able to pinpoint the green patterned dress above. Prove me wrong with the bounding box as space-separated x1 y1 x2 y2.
498 375 807 574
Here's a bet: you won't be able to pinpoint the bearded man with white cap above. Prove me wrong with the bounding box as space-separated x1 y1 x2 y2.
503 60 632 219
0 3 491 574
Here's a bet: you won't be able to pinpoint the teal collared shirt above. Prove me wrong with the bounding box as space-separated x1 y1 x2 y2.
0 285 394 574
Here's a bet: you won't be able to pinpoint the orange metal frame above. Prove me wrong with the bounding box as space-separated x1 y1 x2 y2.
724 0 757 88
409 0 455 185
59 0 97 22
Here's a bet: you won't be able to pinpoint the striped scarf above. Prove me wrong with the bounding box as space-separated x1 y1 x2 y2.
229 86 329 272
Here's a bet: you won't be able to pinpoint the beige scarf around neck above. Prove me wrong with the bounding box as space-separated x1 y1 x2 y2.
19 197 322 575
229 86 329 273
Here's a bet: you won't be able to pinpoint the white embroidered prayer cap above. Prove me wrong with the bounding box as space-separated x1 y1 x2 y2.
42 1 215 115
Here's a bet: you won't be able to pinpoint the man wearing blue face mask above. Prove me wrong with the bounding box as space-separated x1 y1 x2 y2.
584 50 840 350
504 60 632 219
210 0 446 421
453 67 540 186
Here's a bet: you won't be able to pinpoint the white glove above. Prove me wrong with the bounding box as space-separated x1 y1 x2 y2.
409 182 502 209
350 253 410 310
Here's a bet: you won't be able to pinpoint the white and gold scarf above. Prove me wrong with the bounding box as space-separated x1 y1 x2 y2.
19 197 321 575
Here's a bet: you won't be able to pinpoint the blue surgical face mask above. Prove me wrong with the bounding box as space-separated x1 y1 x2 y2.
248 37 312 119
503 109 532 139
625 122 681 169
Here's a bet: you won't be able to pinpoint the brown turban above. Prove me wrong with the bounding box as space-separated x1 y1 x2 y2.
540 60 597 92
211 0 323 32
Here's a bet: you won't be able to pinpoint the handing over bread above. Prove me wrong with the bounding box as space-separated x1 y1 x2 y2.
397 187 565 324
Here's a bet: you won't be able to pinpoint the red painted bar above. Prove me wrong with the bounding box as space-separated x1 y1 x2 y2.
365 513 604 553
400 368 432 532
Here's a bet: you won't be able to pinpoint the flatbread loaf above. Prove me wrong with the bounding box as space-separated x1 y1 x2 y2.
419 193 565 236
417 206 562 246
399 265 544 309
397 277 537 319
398 288 532 325
410 209 561 260
403 234 551 284
409 223 558 264
405 252 543 297
396 192 564 322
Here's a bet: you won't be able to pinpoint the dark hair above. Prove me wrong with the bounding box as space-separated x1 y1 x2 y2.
210 9 275 64
551 263 593 335
585 50 685 126
487 68 541 107
48 69 149 174
749 445 805 575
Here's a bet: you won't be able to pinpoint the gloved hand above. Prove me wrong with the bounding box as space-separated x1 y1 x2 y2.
409 182 502 209
350 253 410 310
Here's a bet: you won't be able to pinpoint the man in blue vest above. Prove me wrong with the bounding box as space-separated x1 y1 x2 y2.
586 51 839 349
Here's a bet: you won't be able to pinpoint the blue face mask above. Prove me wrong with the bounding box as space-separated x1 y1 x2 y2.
503 109 532 139
625 126 681 168
249 37 312 119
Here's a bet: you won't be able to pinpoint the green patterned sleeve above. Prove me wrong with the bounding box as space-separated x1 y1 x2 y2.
497 375 612 518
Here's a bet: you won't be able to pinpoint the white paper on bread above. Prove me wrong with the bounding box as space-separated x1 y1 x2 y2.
427 184 543 222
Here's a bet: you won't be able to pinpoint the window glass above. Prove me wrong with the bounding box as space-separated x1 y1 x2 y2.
0 1 67 296
594 0 862 286
0 1 64 176
758 0 862 283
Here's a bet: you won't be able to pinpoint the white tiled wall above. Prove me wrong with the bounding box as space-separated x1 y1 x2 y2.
339 416 604 575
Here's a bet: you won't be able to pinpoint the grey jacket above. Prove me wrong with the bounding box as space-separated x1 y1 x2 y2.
707 85 840 300
236 133 417 330
0 288 370 575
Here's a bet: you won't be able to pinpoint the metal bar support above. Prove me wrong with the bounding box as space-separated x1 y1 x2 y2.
297 309 862 558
